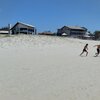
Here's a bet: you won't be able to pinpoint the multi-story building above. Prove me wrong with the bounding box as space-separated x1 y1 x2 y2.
57 26 87 37
11 22 37 35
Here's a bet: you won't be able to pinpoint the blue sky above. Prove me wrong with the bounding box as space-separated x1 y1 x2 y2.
0 0 100 32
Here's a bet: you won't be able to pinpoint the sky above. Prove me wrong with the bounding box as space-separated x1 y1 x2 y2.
0 0 100 33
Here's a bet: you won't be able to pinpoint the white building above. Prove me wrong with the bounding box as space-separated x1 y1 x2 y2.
0 30 9 34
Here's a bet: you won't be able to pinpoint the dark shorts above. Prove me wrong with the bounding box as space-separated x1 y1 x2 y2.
97 48 100 54
83 49 87 52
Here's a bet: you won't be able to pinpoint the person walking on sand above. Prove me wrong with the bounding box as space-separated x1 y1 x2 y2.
93 44 100 57
80 44 88 56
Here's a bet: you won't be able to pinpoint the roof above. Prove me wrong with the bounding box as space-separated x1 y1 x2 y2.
63 26 87 30
11 22 35 29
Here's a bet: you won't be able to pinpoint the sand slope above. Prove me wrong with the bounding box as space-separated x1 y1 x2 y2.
0 35 100 100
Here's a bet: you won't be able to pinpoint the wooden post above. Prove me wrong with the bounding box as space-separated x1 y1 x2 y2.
19 28 20 34
27 28 28 34
8 24 12 35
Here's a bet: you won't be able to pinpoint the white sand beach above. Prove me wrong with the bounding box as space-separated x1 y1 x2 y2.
0 35 100 100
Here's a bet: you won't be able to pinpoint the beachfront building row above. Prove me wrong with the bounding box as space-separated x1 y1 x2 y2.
0 22 87 37
57 26 87 37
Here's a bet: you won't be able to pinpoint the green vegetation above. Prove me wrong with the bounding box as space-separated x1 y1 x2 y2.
94 31 100 40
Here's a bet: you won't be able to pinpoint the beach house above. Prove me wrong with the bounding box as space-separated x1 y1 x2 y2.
0 25 10 34
57 26 87 37
11 22 36 35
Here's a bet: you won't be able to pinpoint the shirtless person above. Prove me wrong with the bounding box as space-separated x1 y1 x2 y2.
94 45 100 57
80 44 88 56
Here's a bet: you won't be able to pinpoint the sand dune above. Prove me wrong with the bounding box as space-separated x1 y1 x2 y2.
0 35 100 100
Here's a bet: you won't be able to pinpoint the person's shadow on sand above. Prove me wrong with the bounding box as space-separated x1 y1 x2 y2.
93 55 100 57
80 55 87 57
